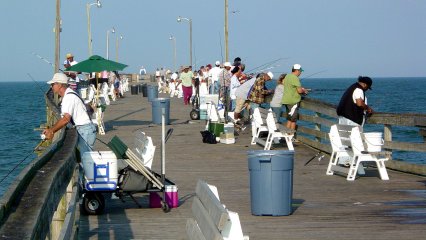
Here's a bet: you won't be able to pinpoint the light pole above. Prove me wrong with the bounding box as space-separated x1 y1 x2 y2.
106 27 115 60
224 0 229 62
177 16 192 67
169 35 176 72
115 35 123 62
86 0 102 56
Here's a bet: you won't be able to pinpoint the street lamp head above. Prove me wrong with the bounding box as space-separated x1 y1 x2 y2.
177 16 182 22
120 35 123 40
96 0 102 8
111 27 115 33
169 35 174 40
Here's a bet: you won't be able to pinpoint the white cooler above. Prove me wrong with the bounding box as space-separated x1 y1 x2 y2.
82 151 118 191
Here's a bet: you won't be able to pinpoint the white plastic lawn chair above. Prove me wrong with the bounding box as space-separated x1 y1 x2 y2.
347 126 389 181
264 111 294 150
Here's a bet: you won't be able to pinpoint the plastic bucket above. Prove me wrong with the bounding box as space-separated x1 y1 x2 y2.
364 132 383 152
151 98 170 124
147 85 159 102
248 150 294 216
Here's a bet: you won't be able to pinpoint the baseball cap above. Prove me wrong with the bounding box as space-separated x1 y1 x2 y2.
358 76 373 90
293 64 303 72
224 62 232 67
267 71 274 79
215 61 220 66
47 73 69 84
66 53 73 59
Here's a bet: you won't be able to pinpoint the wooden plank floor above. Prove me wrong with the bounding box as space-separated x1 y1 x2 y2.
78 90 426 240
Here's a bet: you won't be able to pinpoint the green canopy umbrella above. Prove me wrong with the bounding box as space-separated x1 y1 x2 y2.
65 55 128 73
65 55 128 110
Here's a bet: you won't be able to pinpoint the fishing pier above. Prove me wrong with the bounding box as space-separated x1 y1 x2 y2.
0 80 425 239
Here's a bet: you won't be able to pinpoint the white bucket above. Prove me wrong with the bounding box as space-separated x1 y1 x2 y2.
364 132 383 152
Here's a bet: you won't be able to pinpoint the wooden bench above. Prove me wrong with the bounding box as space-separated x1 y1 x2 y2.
186 180 249 240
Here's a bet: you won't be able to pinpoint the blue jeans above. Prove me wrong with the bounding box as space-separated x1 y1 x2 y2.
271 106 284 123
76 123 97 156
210 81 219 94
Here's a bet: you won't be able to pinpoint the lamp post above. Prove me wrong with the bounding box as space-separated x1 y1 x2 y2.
169 35 176 72
224 0 229 62
86 0 102 56
115 35 123 62
177 16 192 67
106 27 115 60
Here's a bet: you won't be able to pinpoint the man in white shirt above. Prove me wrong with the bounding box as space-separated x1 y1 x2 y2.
208 61 222 94
43 73 97 156
63 53 80 85
336 76 373 126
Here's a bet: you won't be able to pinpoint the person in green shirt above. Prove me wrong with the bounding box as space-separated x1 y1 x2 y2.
281 64 309 131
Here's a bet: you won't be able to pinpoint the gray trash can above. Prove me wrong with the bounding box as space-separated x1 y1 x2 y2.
248 150 294 216
147 85 158 102
142 84 148 97
151 98 170 124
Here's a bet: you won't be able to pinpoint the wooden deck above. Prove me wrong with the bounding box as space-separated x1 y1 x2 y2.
78 90 426 240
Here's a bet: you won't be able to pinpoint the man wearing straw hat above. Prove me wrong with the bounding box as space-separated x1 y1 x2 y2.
43 73 97 156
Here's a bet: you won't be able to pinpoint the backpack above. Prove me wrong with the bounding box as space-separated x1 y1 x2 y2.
200 130 217 144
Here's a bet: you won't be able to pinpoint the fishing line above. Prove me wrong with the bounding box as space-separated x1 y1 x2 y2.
246 58 286 74
0 140 45 184
300 70 328 81
31 52 65 73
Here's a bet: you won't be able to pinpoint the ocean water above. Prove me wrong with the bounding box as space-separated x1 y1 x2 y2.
0 82 47 196
0 78 425 197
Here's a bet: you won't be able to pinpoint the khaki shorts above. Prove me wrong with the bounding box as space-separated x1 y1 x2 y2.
234 98 250 113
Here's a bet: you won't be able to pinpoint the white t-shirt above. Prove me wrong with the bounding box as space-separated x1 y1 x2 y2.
171 72 178 81
230 75 241 99
352 88 367 105
61 88 91 126
270 84 284 108
63 60 80 82
209 66 222 82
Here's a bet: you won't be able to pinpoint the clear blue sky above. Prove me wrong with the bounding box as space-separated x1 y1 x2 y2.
1 0 425 82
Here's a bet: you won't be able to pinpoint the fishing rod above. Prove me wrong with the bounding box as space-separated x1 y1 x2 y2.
0 140 46 184
31 52 65 73
27 73 46 93
304 151 325 166
300 70 328 81
245 58 286 74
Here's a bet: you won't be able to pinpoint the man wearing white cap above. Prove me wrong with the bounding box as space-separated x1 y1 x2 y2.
281 64 309 132
43 73 97 156
208 60 222 94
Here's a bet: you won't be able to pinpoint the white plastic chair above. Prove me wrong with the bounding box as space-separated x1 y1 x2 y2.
264 111 294 150
326 124 353 175
250 108 269 145
347 126 389 181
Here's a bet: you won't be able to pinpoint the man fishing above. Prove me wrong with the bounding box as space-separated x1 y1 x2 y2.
336 76 373 126
281 64 308 132
42 73 97 156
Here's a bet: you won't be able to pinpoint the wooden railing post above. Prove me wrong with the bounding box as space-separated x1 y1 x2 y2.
384 124 393 160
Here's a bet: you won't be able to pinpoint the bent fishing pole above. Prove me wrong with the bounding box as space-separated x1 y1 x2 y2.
245 58 286 74
0 140 46 184
31 52 65 73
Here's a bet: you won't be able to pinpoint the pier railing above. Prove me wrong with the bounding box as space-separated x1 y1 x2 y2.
297 97 426 175
0 90 79 239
